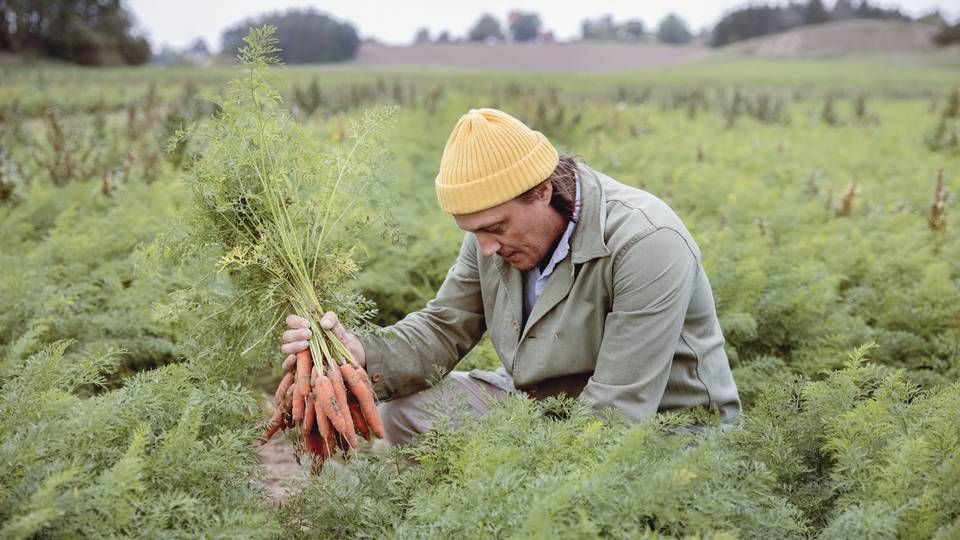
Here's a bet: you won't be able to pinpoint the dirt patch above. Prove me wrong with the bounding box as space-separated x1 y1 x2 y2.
257 428 306 505
356 41 711 73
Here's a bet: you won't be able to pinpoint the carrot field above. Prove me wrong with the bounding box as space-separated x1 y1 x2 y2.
1 47 959 537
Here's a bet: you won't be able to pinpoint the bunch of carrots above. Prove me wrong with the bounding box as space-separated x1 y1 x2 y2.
261 345 384 467
180 27 394 470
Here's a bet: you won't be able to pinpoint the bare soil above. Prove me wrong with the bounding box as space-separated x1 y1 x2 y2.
356 41 711 73
257 424 306 505
353 21 956 73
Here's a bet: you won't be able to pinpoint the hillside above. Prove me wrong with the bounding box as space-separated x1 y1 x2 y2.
355 41 710 73
723 19 947 58
350 20 956 73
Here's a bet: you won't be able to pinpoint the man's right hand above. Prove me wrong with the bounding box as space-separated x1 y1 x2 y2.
281 312 366 370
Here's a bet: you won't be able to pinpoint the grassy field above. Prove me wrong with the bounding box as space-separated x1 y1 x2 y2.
1 53 959 537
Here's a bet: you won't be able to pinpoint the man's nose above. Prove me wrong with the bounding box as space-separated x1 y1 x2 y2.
476 234 500 257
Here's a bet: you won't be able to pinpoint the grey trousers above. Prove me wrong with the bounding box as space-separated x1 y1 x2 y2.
376 371 508 446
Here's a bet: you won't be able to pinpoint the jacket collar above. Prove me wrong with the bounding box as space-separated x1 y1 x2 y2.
494 162 612 343
570 163 611 264
494 162 611 279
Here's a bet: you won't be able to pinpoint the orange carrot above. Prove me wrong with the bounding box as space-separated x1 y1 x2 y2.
327 361 356 443
341 364 385 439
303 423 325 456
303 391 316 434
348 397 370 441
261 406 283 444
292 386 305 424
334 431 352 453
295 349 312 396
314 390 335 457
274 372 294 406
282 384 295 429
315 375 356 447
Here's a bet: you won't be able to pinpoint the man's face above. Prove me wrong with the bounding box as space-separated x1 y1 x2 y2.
453 183 566 271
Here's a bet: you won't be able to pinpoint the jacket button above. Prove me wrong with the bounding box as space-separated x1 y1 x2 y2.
371 373 383 383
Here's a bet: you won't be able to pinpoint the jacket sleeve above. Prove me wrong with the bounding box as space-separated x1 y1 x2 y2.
578 228 697 422
360 233 486 401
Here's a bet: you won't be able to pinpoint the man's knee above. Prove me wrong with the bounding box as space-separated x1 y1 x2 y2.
377 396 422 446
375 372 506 446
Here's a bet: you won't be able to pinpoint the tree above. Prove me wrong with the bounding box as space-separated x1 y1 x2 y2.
581 15 646 42
187 38 209 55
804 0 830 25
581 15 616 40
436 30 451 43
657 13 693 45
0 0 151 65
622 19 647 42
468 14 504 42
221 8 359 63
831 0 857 21
918 10 946 27
933 22 960 47
414 27 431 44
509 11 541 42
855 0 909 21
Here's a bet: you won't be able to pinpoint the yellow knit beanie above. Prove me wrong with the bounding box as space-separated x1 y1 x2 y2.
435 108 559 214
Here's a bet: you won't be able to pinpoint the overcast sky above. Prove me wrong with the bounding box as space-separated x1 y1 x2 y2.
127 0 959 51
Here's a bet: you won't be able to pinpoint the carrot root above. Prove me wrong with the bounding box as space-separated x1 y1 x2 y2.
341 363 385 439
315 375 353 445
295 349 312 396
348 397 370 441
260 406 284 444
303 392 316 435
327 361 357 447
292 386 305 424
314 393 335 458
274 372 295 406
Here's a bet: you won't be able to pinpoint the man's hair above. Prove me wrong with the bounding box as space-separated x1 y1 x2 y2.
518 154 580 222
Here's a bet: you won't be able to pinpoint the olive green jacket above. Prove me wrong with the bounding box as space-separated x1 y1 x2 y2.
362 164 741 422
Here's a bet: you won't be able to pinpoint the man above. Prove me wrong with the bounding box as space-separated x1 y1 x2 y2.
282 108 740 444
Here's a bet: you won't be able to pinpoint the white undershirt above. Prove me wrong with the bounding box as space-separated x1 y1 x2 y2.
521 174 581 325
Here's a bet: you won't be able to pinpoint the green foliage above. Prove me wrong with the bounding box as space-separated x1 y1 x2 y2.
509 12 542 42
0 180 202 376
656 13 693 45
278 348 960 538
925 88 960 154
0 342 277 537
468 14 506 42
0 0 150 65
161 26 398 365
738 344 960 537
220 9 360 64
1 48 958 538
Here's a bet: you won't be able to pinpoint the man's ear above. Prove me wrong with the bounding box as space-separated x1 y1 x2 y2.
538 180 553 203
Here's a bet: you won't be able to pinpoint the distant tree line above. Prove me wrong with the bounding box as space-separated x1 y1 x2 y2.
933 21 960 46
6 1 956 67
457 11 694 45
459 11 548 43
711 0 909 47
437 4 953 48
580 13 695 44
220 8 359 63
581 15 647 42
0 0 150 65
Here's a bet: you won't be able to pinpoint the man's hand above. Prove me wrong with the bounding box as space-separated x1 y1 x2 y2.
281 312 366 370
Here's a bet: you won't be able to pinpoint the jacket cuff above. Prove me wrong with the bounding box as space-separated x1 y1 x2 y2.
358 334 393 402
